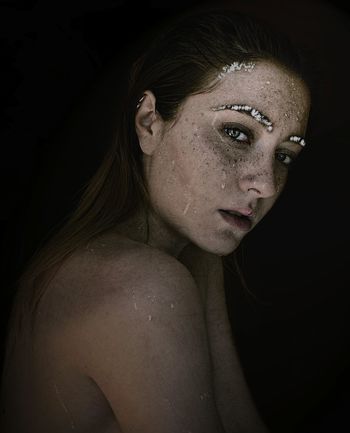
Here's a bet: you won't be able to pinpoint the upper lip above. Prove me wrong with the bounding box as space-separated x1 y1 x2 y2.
220 208 255 219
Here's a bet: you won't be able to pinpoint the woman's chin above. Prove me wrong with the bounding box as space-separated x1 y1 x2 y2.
195 236 242 257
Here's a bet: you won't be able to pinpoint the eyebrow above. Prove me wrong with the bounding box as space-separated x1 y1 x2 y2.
288 135 306 147
211 103 306 147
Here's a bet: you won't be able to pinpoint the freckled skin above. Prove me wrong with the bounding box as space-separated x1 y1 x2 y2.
0 62 310 433
139 60 310 257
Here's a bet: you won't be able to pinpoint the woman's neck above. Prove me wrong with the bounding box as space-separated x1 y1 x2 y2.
113 206 190 258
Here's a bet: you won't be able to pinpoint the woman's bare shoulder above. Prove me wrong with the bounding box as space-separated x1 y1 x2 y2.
24 235 225 432
40 234 224 433
37 232 198 331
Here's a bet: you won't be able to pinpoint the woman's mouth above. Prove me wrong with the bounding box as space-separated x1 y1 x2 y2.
218 209 253 231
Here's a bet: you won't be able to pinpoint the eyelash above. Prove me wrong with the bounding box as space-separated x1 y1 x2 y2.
223 125 297 168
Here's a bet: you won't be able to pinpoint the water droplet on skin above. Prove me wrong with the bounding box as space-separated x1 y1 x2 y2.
221 183 226 189
199 392 210 401
266 80 270 84
171 160 175 166
148 315 152 321
170 303 174 309
131 291 137 309
183 201 191 215
85 242 95 253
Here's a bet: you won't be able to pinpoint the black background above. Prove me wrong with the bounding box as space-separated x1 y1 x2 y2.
1 0 350 432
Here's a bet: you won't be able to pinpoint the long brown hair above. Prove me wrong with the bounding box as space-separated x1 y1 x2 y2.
6 5 309 346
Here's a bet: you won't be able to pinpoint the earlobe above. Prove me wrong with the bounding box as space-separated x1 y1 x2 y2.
135 90 162 155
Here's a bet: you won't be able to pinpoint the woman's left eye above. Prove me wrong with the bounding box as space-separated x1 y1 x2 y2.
224 126 250 144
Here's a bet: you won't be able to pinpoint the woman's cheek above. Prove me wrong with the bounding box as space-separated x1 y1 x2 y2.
275 164 289 195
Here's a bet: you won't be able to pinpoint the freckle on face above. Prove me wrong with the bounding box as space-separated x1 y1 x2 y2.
144 60 309 257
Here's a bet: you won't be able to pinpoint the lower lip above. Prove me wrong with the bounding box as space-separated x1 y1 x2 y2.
219 210 252 231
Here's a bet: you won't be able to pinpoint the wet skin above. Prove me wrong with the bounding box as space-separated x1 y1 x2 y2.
134 59 310 259
1 60 310 433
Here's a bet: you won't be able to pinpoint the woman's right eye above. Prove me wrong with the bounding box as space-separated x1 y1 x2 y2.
223 126 250 144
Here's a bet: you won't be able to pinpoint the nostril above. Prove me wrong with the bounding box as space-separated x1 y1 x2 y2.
248 187 260 193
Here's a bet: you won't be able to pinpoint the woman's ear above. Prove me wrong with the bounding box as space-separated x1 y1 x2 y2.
135 90 164 155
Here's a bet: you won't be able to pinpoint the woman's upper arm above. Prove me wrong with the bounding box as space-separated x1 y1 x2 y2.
61 252 226 433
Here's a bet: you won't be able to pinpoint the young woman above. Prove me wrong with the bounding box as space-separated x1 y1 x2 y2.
1 5 311 433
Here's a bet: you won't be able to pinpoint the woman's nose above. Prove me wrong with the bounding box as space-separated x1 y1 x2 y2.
238 164 278 198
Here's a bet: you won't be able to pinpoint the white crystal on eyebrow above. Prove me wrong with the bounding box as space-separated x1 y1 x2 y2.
218 61 255 79
212 104 273 132
289 135 306 147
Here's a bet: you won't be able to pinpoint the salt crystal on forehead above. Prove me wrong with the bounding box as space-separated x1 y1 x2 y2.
218 61 255 79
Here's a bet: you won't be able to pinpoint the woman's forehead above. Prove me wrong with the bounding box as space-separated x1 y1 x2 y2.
217 61 305 103
183 60 310 126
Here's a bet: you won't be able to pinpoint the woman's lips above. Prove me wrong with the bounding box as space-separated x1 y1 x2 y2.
219 209 253 231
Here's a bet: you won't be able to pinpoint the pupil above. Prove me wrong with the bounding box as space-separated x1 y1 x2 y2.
227 128 238 138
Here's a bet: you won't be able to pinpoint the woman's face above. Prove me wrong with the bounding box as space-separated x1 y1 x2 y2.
137 60 310 257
